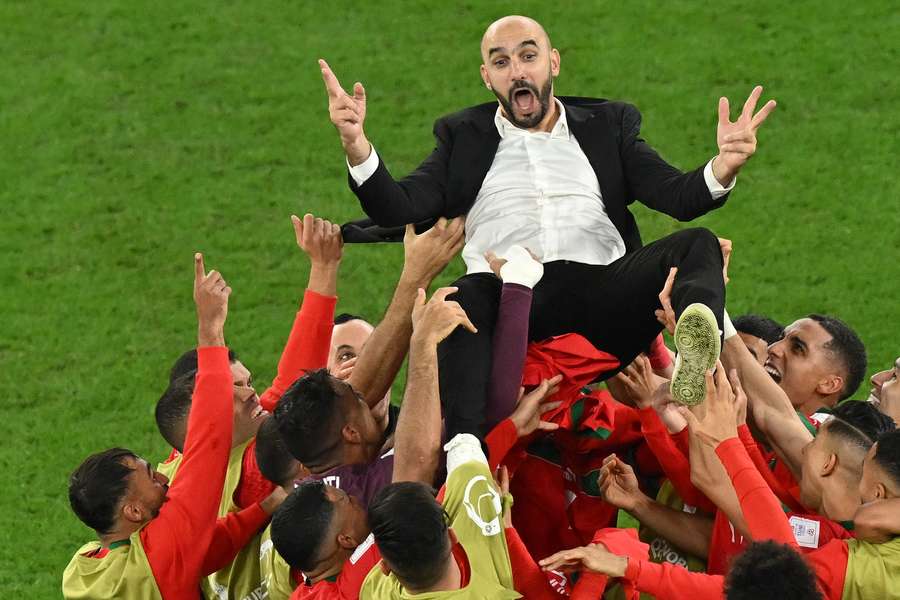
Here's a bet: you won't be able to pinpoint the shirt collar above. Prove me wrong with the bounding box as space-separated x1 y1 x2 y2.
494 98 570 140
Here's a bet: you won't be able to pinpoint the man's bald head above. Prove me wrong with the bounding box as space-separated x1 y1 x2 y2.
481 15 551 62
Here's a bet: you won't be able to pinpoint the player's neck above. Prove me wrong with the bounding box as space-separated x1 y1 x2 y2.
821 477 861 522
410 553 461 593
305 554 346 584
98 521 141 548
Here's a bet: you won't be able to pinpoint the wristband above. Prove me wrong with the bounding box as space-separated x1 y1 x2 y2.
498 245 544 288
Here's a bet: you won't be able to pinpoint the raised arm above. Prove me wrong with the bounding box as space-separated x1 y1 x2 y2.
259 214 342 411
680 367 797 546
320 59 448 225
720 315 812 478
143 254 234 571
391 287 476 484
347 218 464 408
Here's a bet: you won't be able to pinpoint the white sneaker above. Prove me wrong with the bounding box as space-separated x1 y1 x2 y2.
670 303 721 406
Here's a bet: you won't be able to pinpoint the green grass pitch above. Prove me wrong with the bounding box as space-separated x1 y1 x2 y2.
1 1 897 594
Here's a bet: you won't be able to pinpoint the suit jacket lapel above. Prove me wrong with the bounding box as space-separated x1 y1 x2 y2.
565 102 615 207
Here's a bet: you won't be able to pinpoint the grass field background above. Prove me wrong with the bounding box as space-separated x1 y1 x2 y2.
1 1 897 594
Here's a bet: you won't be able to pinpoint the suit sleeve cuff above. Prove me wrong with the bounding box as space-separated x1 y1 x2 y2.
347 147 379 186
704 159 736 199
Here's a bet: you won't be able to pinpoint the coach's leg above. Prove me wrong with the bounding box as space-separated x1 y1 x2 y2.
531 227 725 372
438 273 502 439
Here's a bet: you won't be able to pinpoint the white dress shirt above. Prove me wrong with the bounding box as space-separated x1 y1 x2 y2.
348 99 734 274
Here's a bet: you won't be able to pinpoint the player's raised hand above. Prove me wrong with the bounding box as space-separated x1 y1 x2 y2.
401 217 466 287
509 375 563 437
319 59 371 165
411 286 477 346
678 362 740 447
291 213 343 266
712 85 777 186
193 253 231 346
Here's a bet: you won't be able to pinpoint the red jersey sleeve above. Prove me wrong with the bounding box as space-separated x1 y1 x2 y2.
625 557 724 600
260 290 337 412
142 346 233 600
336 535 381 599
486 419 518 471
201 503 269 575
715 437 796 546
638 408 714 512
504 526 560 600
737 425 805 513
648 334 672 370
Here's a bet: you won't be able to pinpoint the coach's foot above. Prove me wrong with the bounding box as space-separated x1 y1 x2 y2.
671 303 721 406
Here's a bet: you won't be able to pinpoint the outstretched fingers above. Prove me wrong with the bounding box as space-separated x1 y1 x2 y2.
751 99 777 130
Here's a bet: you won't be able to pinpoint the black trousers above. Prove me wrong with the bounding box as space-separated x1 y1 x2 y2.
438 227 725 440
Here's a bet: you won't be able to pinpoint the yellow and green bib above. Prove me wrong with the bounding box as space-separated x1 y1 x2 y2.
361 460 520 599
62 533 163 600
259 523 296 600
841 536 900 600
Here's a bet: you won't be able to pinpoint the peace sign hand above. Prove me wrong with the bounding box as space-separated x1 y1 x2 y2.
711 85 777 186
319 59 371 165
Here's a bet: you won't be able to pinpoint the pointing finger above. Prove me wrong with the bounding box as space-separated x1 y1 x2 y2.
319 59 345 98
194 252 205 282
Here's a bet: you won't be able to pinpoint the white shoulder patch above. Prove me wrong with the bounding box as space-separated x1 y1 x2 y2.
350 533 376 564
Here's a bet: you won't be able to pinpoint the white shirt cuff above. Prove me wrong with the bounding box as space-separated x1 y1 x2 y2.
347 147 379 187
704 159 736 199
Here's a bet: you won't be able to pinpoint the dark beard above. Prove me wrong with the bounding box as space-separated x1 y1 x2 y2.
493 74 553 129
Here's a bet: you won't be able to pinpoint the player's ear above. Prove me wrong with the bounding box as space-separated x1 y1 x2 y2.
121 501 144 525
342 424 361 444
336 533 357 550
821 453 838 476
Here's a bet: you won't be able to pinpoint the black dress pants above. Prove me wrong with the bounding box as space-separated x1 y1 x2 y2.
438 227 725 440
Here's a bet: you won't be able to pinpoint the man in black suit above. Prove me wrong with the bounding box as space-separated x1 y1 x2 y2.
320 15 776 438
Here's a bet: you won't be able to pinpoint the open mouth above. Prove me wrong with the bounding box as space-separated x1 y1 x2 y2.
250 404 268 420
512 88 537 115
764 360 783 383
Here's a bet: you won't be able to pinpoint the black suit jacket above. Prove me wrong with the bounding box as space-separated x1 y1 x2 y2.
342 97 727 251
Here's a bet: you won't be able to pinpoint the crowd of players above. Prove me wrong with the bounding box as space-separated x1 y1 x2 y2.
61 13 900 600
62 212 900 599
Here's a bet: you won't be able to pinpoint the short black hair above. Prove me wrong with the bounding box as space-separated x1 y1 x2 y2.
808 314 867 401
169 348 237 383
68 448 139 535
725 540 821 600
732 314 784 345
155 373 195 452
831 401 896 442
274 369 346 466
873 430 900 489
823 417 875 460
255 415 299 488
334 313 367 326
270 481 335 572
369 482 450 591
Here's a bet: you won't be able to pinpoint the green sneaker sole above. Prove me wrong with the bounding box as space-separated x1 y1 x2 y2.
670 303 721 406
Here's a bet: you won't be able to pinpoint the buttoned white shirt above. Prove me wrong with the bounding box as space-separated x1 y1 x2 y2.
349 99 734 274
